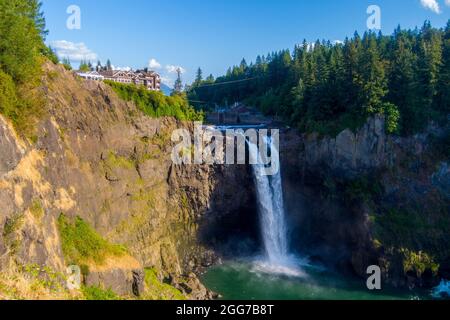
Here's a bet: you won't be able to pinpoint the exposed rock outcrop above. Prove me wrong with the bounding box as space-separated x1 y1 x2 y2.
281 116 449 289
0 118 25 178
303 116 391 177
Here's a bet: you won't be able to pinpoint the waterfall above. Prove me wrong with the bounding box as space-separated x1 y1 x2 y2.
248 137 288 264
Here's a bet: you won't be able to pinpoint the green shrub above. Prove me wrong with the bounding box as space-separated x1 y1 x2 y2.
142 268 186 300
57 214 126 265
0 70 18 117
0 66 45 140
105 151 135 169
2 214 24 238
82 285 120 300
29 199 44 220
401 249 439 276
383 102 400 134
105 81 204 122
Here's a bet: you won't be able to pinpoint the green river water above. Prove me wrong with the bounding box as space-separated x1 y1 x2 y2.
202 260 433 300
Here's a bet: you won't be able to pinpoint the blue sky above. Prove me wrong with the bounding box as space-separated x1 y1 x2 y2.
42 0 450 86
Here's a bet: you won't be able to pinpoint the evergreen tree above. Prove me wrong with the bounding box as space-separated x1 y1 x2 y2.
206 74 215 82
240 58 248 73
0 0 46 83
194 67 203 85
388 29 417 133
416 21 442 125
359 32 388 115
435 21 450 115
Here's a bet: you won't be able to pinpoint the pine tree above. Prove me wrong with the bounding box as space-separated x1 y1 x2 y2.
358 32 388 115
206 74 215 82
436 20 450 115
0 0 46 83
240 58 248 73
194 67 203 85
388 29 417 133
342 33 363 113
29 0 48 39
413 22 443 131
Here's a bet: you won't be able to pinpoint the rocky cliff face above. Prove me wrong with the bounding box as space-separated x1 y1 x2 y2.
303 116 392 177
0 63 255 299
281 116 450 289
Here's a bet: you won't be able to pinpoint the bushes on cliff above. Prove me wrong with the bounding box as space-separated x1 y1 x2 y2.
0 71 18 118
57 214 126 266
142 268 186 300
0 0 45 84
105 81 204 122
82 286 120 300
0 0 53 138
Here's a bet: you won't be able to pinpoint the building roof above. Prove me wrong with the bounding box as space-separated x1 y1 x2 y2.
97 70 160 79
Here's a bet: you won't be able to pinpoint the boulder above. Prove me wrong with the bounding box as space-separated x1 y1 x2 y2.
84 268 145 297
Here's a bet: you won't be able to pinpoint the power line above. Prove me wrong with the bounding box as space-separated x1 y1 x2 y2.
187 100 211 104
192 77 259 89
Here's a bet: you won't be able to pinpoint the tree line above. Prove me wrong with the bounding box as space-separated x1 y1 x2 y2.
188 21 450 136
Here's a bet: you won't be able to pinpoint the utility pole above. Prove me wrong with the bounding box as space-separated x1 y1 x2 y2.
173 68 183 94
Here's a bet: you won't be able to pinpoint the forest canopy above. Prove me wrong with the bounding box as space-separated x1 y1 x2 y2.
188 21 450 136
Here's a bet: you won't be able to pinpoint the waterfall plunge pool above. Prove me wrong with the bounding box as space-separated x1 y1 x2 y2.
201 259 434 300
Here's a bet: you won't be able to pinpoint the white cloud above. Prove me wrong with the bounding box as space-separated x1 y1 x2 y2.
166 65 186 74
332 40 344 45
420 0 441 14
153 64 187 87
446 0 450 6
112 65 132 71
51 40 98 61
148 58 162 69
161 76 174 86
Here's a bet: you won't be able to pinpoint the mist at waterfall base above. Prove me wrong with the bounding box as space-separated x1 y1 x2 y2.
201 134 435 300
